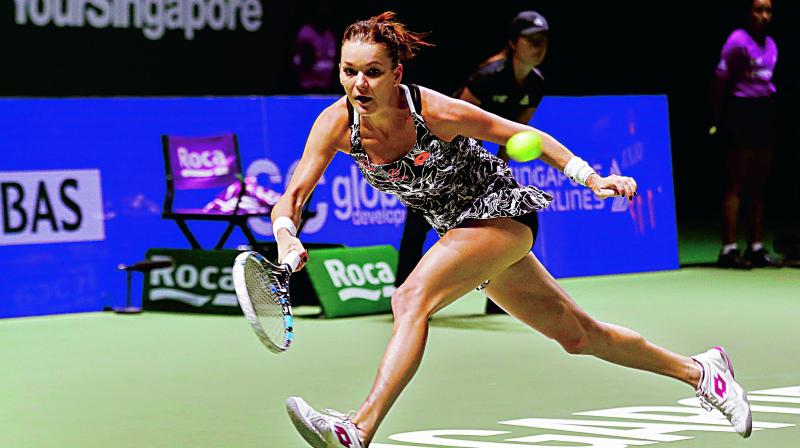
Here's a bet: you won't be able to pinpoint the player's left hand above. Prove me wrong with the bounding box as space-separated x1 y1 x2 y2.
586 174 638 200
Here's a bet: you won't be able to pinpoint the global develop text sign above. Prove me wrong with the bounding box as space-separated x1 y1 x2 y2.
1 169 105 246
304 245 397 318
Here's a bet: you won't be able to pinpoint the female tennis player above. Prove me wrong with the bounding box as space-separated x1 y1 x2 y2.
273 12 752 447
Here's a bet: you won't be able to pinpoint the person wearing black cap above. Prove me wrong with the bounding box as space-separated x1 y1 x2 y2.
395 11 550 315
457 10 549 162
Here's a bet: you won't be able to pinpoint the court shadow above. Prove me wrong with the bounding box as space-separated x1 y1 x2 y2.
679 261 718 268
293 306 324 318
428 314 528 333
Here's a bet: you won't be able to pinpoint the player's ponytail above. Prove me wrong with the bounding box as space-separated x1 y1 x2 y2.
342 11 434 67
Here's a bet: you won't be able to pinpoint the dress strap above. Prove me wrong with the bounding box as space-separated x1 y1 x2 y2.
400 84 420 117
346 98 354 126
346 98 363 155
408 84 422 114
346 97 360 126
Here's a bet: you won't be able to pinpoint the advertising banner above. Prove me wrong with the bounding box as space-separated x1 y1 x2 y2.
166 134 239 190
0 95 677 318
304 245 397 318
1 169 105 246
3 0 279 97
143 248 240 314
523 95 679 276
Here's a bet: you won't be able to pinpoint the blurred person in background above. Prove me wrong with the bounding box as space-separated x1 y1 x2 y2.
291 0 338 93
456 10 548 162
711 0 779 269
396 11 550 314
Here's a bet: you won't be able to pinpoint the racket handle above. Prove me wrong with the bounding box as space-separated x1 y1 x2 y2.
282 250 302 272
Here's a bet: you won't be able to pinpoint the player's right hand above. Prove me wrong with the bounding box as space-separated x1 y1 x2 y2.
278 235 309 271
587 174 638 201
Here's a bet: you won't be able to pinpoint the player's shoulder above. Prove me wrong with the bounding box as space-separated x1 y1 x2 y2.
317 97 350 128
417 85 456 112
417 85 474 123
314 97 351 150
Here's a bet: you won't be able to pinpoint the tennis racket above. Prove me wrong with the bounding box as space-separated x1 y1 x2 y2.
232 250 302 353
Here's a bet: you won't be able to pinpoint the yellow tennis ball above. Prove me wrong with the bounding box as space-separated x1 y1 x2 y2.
506 131 543 162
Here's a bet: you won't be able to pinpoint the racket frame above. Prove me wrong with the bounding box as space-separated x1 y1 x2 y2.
232 250 296 353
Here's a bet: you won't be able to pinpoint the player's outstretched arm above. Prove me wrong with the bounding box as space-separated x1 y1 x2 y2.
422 87 637 200
271 100 349 267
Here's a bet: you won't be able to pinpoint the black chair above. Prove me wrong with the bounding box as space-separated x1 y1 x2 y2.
161 133 316 249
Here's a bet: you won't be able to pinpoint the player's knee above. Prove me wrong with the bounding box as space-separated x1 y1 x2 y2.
558 321 608 355
391 283 434 321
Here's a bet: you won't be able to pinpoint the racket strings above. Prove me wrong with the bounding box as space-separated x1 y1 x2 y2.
244 259 290 346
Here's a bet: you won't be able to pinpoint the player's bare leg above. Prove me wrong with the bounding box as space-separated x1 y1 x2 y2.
483 232 752 437
352 218 533 445
483 247 700 385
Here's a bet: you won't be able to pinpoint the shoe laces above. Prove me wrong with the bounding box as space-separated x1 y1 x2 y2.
323 409 363 446
697 385 738 418
323 408 357 423
694 361 718 413
696 390 716 412
694 359 714 412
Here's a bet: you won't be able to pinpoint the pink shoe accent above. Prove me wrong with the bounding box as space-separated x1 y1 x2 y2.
714 346 735 378
714 373 728 398
334 424 354 447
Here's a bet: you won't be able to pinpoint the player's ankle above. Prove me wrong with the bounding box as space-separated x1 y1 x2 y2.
690 359 705 390
359 431 370 447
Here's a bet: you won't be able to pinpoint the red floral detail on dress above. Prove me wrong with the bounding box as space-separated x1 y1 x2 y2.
386 168 408 181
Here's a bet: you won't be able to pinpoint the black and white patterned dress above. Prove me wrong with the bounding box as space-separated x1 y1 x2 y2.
348 84 552 236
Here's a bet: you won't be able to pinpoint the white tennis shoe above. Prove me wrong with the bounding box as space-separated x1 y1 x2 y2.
286 397 364 448
692 346 752 438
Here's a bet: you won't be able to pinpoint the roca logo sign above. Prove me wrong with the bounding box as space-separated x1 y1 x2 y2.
0 169 105 246
176 146 231 178
147 257 237 307
324 259 395 288
322 258 396 303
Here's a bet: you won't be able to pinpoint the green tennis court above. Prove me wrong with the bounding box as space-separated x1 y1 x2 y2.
2 268 798 448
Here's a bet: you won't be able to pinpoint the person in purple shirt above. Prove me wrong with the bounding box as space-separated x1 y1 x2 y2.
291 0 338 93
711 0 780 269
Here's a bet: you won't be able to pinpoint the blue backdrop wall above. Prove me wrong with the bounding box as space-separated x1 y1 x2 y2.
0 95 677 318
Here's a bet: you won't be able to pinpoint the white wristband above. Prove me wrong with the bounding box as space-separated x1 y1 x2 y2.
272 216 297 239
563 157 597 186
